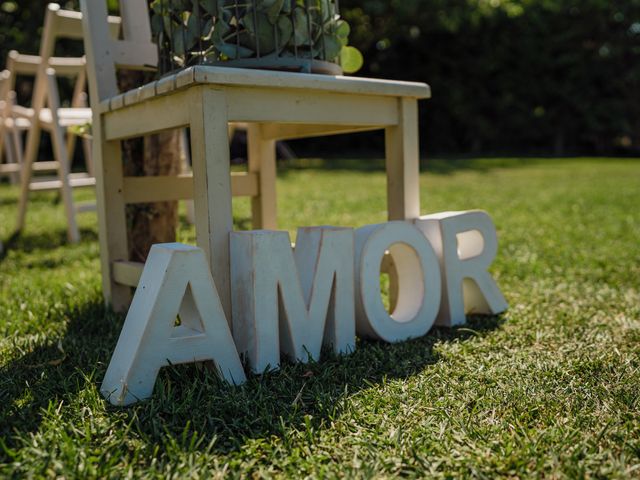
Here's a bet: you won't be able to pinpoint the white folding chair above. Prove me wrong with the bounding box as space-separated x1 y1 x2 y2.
9 3 120 242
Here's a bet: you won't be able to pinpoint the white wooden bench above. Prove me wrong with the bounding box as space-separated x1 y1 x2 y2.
80 0 430 316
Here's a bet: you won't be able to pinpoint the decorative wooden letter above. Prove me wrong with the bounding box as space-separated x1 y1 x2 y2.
414 211 508 327
230 227 355 372
354 222 441 342
101 243 246 406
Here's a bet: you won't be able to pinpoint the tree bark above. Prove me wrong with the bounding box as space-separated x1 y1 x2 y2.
118 71 181 263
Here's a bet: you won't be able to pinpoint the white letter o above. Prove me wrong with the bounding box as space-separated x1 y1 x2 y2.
355 222 441 342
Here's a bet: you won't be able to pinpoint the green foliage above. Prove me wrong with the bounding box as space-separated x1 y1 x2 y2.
1 158 640 476
1 0 639 154
150 0 363 73
340 0 640 155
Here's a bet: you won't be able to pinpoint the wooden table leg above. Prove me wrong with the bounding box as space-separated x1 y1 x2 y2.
385 98 421 222
189 88 234 321
247 124 277 230
384 98 421 314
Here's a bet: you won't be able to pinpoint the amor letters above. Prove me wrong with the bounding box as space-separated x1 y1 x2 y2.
102 210 508 405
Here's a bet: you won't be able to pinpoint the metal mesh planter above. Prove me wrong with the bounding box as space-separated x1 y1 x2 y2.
151 0 362 76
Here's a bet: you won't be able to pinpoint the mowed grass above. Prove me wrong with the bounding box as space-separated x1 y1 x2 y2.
0 157 639 478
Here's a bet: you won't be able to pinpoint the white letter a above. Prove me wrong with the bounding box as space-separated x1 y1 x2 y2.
101 243 246 406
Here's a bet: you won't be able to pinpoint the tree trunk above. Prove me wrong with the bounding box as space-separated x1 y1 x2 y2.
118 71 181 263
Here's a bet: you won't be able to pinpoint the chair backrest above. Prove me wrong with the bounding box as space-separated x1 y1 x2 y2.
80 0 158 104
2 4 121 109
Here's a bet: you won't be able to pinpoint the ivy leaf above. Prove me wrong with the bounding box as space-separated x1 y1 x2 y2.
185 13 201 49
317 0 331 22
276 15 293 49
267 0 285 24
320 34 341 60
151 0 169 15
292 8 310 46
257 0 278 8
211 17 230 44
200 0 219 16
172 27 186 56
151 14 164 36
170 0 190 10
218 43 255 59
243 11 277 54
335 19 349 38
340 45 363 74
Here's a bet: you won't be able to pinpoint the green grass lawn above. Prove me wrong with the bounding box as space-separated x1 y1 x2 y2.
1 157 639 478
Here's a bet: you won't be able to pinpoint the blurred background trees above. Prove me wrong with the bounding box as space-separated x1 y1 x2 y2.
1 0 639 156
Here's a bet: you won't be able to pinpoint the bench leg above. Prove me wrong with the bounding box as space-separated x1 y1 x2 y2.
385 98 421 313
189 88 234 321
94 127 131 312
247 124 277 230
385 98 421 221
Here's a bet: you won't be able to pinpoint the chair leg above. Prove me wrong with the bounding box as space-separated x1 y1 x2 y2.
46 71 80 243
10 123 24 185
2 132 15 181
51 129 80 243
247 124 277 230
0 91 20 184
16 124 39 233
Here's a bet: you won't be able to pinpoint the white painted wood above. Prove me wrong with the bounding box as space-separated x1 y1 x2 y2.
80 0 429 315
230 227 355 373
8 4 104 239
414 211 508 327
17 5 72 232
121 172 258 204
45 68 79 242
354 222 441 342
103 91 192 141
189 88 233 320
247 124 277 229
101 243 246 406
101 66 428 112
81 0 157 104
386 98 421 221
0 72 18 181
193 66 429 98
29 176 95 191
102 87 395 140
6 53 86 77
261 123 379 141
112 260 144 287
225 88 398 126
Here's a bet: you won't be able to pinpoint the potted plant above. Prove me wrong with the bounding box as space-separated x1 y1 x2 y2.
150 0 364 75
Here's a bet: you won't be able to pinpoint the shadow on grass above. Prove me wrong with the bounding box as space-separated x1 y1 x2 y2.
0 300 121 457
0 228 98 263
0 298 504 458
